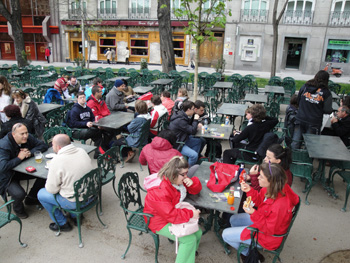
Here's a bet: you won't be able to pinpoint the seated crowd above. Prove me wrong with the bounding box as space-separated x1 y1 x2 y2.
0 69 349 263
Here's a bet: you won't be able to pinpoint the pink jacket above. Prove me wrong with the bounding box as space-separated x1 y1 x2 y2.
162 97 175 117
139 137 182 174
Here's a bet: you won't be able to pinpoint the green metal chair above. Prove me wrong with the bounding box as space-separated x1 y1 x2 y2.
52 168 106 248
203 75 218 102
120 119 151 170
117 172 159 262
43 126 73 146
117 68 128 77
268 76 283 86
179 71 190 90
329 160 350 211
290 149 314 205
156 112 169 134
0 199 27 248
97 146 120 214
236 196 300 263
128 71 141 88
235 148 261 166
45 108 64 129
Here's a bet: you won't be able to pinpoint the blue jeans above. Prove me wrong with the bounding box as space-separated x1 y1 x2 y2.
38 188 77 226
222 213 256 256
291 121 320 149
181 136 202 166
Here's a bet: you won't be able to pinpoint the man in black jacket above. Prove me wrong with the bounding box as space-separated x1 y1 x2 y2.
67 91 102 158
323 106 350 146
168 100 203 166
0 123 48 218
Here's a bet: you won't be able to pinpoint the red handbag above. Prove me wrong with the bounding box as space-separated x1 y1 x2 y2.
207 162 239 192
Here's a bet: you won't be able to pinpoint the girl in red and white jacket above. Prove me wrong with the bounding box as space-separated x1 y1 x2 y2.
144 156 202 263
149 95 168 136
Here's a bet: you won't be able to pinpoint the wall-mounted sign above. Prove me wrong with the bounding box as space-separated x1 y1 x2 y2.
248 39 254 45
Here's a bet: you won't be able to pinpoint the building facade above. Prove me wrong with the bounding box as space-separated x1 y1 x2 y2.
0 0 61 62
223 0 350 75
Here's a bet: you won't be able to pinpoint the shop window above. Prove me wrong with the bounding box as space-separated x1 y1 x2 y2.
99 34 116 55
130 34 149 56
325 39 350 63
173 35 184 58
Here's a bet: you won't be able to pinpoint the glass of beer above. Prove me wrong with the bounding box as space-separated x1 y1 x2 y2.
34 151 43 164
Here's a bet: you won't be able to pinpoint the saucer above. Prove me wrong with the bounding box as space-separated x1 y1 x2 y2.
45 153 56 159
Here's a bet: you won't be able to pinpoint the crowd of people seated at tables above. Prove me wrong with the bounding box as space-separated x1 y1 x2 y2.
1 69 350 262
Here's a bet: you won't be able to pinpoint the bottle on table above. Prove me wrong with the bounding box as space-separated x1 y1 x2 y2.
204 119 208 133
225 116 230 125
227 186 235 205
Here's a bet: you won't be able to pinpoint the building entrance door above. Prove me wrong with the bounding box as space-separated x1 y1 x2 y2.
286 43 302 69
198 32 224 67
72 41 82 59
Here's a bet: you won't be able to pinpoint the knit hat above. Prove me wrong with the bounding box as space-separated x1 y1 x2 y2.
114 79 124 88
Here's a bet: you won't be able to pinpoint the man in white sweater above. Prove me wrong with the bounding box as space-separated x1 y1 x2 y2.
37 134 93 232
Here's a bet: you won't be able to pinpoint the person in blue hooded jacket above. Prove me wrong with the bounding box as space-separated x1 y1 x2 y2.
111 100 151 162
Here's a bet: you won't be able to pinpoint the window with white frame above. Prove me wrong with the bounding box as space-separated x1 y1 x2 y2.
130 0 150 19
241 0 269 23
283 0 314 25
99 0 117 15
69 0 86 18
329 0 350 26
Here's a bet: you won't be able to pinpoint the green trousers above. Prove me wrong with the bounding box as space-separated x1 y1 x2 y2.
157 223 202 263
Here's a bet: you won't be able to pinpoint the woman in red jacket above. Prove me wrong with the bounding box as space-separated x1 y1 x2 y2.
143 156 202 263
222 163 299 262
248 144 293 191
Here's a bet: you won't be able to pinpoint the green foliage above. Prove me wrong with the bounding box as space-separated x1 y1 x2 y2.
73 54 86 68
140 58 148 70
21 50 31 66
174 0 231 45
215 57 226 75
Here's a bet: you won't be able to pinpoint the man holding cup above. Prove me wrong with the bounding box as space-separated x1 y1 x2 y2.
0 123 48 219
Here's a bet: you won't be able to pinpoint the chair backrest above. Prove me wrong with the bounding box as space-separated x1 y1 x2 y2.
292 149 312 164
275 196 301 252
157 112 169 133
73 168 102 210
43 126 73 146
138 119 151 147
97 146 120 180
118 172 143 219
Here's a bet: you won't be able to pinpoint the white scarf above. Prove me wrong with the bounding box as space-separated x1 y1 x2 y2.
172 183 187 203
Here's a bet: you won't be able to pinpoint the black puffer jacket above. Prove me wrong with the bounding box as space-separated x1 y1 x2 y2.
168 110 198 144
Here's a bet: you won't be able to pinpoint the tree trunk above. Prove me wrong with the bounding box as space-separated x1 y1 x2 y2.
0 0 26 67
157 0 176 73
270 0 279 78
193 42 200 101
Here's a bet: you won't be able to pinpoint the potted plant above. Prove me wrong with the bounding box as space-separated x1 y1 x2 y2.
140 58 148 70
339 57 347 63
215 56 226 80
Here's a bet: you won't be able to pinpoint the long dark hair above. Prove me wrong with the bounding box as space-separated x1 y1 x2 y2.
267 144 292 170
305 70 329 90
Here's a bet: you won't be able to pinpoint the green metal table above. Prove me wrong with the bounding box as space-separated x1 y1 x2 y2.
194 123 233 162
38 81 56 89
12 143 97 179
133 86 155 94
92 111 134 130
38 103 63 114
244 94 268 104
303 134 350 197
185 161 240 254
106 76 131 83
212 81 233 101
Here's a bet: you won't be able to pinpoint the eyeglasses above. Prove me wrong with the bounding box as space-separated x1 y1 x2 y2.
179 171 188 177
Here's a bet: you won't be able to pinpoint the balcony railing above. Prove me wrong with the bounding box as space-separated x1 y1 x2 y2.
329 11 350 26
128 8 150 19
240 9 268 23
283 10 314 25
68 8 87 20
98 8 118 19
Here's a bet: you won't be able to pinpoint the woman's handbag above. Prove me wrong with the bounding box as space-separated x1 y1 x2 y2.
245 231 260 263
168 202 199 254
